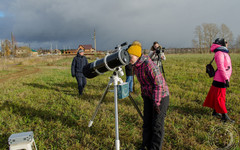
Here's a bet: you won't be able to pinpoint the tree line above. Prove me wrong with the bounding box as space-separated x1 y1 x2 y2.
192 23 240 53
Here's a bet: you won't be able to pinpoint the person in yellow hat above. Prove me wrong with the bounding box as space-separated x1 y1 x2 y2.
128 41 169 150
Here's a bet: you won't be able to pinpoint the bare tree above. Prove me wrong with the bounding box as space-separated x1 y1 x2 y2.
202 23 219 49
219 24 234 48
193 23 219 53
235 35 240 53
192 25 204 53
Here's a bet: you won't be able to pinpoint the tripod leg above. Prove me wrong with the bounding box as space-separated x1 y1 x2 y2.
114 84 120 150
161 65 166 81
88 83 111 127
128 94 143 120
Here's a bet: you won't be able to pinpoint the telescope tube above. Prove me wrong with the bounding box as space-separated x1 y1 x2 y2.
83 49 130 79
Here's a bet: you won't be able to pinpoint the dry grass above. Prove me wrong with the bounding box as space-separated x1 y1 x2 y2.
0 54 239 149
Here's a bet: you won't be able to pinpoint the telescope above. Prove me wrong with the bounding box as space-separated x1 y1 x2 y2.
83 42 129 78
83 42 143 150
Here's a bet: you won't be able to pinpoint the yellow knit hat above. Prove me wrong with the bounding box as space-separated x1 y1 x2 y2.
128 41 142 57
132 40 142 47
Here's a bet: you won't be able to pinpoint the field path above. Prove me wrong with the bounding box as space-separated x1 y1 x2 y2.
0 66 41 83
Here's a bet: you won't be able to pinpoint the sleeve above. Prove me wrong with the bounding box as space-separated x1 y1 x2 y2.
85 57 88 65
71 58 76 77
148 51 154 59
146 61 162 106
215 52 228 81
161 53 166 60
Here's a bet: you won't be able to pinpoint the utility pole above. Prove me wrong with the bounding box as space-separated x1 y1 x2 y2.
94 29 97 52
11 32 16 56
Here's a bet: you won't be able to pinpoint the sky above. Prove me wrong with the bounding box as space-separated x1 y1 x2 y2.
0 0 240 50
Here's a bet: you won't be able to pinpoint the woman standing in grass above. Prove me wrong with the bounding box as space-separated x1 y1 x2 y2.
203 38 234 123
128 41 169 150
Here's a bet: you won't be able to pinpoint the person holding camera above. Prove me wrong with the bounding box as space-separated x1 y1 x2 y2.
71 49 88 96
128 41 169 150
203 38 234 123
149 41 166 74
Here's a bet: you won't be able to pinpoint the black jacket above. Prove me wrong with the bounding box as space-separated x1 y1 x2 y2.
71 53 88 77
125 64 133 76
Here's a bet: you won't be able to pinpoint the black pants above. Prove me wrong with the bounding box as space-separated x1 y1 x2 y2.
142 96 169 150
76 74 86 95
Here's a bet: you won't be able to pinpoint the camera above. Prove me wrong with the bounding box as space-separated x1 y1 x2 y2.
155 47 165 54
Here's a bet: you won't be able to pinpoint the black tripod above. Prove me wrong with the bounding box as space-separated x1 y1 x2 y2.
156 52 166 80
88 67 143 150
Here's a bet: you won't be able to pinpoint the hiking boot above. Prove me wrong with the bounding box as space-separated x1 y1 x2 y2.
212 110 222 119
221 113 235 123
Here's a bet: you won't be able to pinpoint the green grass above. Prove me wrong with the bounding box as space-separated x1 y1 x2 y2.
0 54 239 149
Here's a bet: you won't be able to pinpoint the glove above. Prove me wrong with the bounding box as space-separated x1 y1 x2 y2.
225 80 229 87
153 104 160 114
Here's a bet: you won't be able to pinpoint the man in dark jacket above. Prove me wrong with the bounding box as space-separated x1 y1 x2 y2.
125 64 133 92
71 49 88 95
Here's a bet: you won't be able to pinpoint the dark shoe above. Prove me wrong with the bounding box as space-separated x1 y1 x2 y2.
212 110 222 119
221 113 235 123
138 145 147 150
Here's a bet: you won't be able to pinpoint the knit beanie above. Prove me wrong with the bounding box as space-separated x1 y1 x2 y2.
128 41 142 57
78 49 84 53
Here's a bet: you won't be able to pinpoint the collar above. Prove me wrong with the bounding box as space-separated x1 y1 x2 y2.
214 46 229 53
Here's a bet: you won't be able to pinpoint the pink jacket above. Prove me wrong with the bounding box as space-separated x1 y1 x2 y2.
210 44 232 83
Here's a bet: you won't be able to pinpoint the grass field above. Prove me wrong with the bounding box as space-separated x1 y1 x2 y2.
0 54 239 150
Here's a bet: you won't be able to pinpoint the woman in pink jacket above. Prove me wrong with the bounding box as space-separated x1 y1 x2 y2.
203 38 234 123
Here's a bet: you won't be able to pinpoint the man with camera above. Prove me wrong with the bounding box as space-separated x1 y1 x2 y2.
149 41 166 74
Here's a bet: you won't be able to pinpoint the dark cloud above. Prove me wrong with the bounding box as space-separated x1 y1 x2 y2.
1 0 240 50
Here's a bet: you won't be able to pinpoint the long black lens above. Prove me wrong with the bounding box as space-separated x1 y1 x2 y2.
83 49 129 79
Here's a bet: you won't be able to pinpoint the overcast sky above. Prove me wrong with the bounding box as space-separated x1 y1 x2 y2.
0 0 240 50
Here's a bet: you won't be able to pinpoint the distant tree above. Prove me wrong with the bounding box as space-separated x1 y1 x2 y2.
235 35 240 53
192 25 204 53
1 39 12 57
219 24 234 48
202 23 219 48
193 23 234 52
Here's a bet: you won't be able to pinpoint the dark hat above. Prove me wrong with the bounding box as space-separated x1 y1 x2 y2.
78 49 84 53
153 41 159 45
214 38 227 46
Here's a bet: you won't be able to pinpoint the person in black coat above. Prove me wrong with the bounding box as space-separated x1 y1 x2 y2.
71 49 88 95
125 64 133 92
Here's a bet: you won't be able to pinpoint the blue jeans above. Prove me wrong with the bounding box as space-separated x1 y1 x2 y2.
126 76 133 92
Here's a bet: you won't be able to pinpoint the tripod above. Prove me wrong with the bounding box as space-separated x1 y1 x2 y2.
88 67 143 150
156 52 166 80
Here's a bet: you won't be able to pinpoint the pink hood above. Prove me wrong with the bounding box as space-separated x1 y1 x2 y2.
210 44 221 52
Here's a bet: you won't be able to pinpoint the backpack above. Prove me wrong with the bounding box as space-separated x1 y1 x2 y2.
206 57 216 77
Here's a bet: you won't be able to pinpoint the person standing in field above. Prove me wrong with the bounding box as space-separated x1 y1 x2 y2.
203 38 234 123
148 41 166 74
71 49 88 96
128 41 169 150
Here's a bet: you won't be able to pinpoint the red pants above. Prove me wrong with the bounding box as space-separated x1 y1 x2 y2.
203 85 227 114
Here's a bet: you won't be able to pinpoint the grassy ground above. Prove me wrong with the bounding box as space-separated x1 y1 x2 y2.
0 54 239 150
